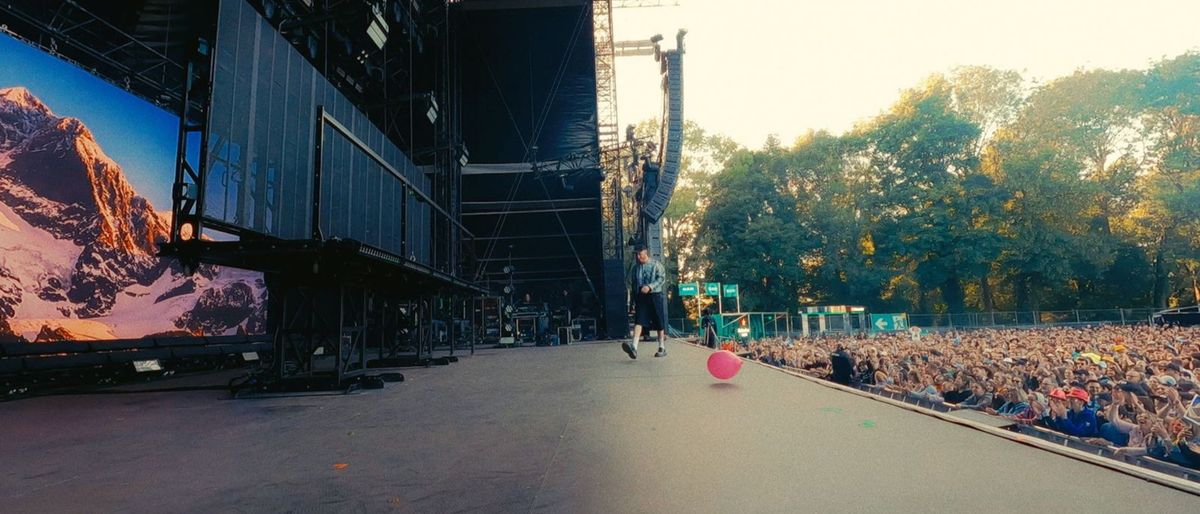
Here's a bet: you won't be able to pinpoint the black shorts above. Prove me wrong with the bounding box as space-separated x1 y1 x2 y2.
633 292 666 331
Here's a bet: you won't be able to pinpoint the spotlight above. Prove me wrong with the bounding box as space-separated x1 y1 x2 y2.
458 144 470 167
133 360 163 372
365 2 390 50
262 0 278 20
425 94 438 124
305 35 318 58
399 93 438 125
503 285 514 295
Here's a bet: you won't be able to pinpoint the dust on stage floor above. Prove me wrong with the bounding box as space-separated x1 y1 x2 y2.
2 342 1197 513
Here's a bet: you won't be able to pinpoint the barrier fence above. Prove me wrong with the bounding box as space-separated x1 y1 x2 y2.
670 307 1158 340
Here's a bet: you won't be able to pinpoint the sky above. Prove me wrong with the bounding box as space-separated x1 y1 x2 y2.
613 0 1200 148
3 0 1199 197
0 32 178 209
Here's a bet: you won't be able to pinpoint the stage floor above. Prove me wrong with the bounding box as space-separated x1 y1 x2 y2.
2 341 1197 513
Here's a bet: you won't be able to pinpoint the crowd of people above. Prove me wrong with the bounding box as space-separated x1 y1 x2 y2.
737 324 1200 470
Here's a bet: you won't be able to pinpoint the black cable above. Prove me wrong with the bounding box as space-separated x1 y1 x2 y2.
535 177 598 297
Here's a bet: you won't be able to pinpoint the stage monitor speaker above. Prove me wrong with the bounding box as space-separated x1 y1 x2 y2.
602 258 628 339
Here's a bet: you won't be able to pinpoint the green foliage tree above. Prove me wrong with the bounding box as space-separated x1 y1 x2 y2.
663 54 1200 315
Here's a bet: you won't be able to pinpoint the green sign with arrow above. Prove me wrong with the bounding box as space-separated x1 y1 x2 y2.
869 313 908 332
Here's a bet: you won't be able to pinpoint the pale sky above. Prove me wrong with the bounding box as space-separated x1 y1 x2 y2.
613 0 1200 148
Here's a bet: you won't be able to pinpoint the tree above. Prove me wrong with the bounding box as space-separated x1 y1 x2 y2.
856 76 984 312
700 140 808 311
1135 53 1200 307
676 54 1200 314
987 69 1146 309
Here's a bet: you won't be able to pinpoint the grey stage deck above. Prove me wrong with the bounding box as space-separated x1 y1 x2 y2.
1 341 1197 513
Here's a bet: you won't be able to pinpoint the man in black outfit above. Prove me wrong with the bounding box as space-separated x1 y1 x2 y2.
830 344 855 385
701 308 718 349
622 245 668 359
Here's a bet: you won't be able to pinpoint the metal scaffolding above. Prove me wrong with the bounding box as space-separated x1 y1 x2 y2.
594 0 627 262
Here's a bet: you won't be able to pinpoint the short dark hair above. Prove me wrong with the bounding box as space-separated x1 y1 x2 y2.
634 244 649 254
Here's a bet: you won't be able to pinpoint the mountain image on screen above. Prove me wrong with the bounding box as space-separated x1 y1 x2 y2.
0 87 265 342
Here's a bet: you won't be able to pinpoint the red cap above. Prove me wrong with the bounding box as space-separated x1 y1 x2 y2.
1067 387 1090 403
1049 388 1068 400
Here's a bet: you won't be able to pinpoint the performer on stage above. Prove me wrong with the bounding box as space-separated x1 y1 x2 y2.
622 245 667 359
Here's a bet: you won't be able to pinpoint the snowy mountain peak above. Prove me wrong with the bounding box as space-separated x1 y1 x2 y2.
0 87 52 116
0 88 166 258
0 87 267 333
54 116 95 142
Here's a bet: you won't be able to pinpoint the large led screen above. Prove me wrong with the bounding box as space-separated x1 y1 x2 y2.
0 33 266 342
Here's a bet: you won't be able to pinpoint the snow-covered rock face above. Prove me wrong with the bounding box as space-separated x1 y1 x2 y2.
0 87 54 151
0 87 266 340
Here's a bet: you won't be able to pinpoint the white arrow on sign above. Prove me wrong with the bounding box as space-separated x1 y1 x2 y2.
875 318 888 330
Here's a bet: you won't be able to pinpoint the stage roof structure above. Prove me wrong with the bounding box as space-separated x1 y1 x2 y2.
455 0 603 297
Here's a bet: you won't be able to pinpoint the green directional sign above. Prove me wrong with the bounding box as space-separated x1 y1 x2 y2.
723 284 739 298
704 282 720 296
678 283 699 297
870 313 909 332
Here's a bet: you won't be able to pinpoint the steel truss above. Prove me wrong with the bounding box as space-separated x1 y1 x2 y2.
169 36 214 257
268 280 369 386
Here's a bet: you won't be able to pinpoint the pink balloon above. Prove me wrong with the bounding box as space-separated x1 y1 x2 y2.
707 350 743 380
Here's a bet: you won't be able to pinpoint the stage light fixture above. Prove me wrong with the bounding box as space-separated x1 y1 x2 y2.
365 3 390 50
399 93 438 125
425 94 439 124
133 360 163 372
458 144 470 167
305 35 319 58
503 285 514 295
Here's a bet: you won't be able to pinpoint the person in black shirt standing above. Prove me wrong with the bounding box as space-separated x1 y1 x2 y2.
830 345 855 385
701 308 718 349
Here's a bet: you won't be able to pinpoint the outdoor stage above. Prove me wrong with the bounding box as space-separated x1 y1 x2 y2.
2 342 1197 513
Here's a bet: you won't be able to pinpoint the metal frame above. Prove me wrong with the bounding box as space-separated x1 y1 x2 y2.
317 107 473 239
593 0 632 338
169 35 216 251
593 0 624 262
0 1 188 110
269 281 369 386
